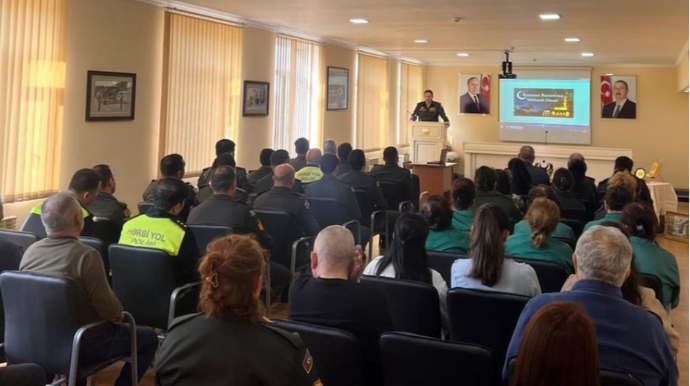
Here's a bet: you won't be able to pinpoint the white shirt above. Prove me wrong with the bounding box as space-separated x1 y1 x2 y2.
450 258 541 297
615 98 628 108
364 256 449 327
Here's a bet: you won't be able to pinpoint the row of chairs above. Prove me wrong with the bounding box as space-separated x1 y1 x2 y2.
272 319 644 386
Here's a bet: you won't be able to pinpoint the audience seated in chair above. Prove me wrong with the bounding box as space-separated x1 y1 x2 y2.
596 156 652 207
197 139 248 191
552 168 587 214
290 137 309 172
505 198 574 275
584 183 634 231
253 164 320 237
289 225 393 386
336 143 353 176
473 166 522 224
422 196 469 254
513 186 576 242
123 177 201 285
517 145 550 186
155 234 322 386
451 178 476 233
322 139 337 155
295 148 324 184
504 225 678 386
254 150 306 196
363 213 449 327
88 164 131 227
20 192 158 386
369 146 413 200
508 157 532 195
567 156 597 217
509 301 599 386
247 148 274 186
452 203 541 297
142 154 197 221
197 153 249 204
621 203 680 310
338 149 388 212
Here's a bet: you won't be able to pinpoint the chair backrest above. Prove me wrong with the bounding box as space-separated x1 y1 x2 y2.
510 257 568 293
109 244 178 330
379 181 410 211
187 225 233 254
254 210 307 268
353 190 374 226
360 275 441 338
561 207 587 223
0 230 40 252
380 332 495 386
426 250 468 288
553 236 576 251
447 288 529 373
137 202 154 215
637 273 664 304
600 368 645 386
307 197 347 228
1 271 79 374
271 320 364 386
411 174 420 211
560 218 584 238
19 214 47 239
91 219 123 246
79 237 110 282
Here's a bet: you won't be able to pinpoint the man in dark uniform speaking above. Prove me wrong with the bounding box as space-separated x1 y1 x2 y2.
410 89 450 125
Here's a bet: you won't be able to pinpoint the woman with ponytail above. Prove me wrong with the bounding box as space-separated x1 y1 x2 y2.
155 234 322 386
423 195 469 253
505 197 575 274
363 213 449 324
451 203 540 296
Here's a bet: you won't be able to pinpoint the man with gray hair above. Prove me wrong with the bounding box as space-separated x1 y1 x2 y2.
20 192 159 386
503 226 678 385
289 225 393 384
517 145 550 186
323 139 337 155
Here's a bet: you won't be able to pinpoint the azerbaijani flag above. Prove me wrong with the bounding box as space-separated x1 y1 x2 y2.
481 74 491 113
601 75 613 106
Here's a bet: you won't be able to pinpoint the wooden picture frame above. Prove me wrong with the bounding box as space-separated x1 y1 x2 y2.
663 211 689 243
85 71 136 121
327 67 349 111
243 81 270 116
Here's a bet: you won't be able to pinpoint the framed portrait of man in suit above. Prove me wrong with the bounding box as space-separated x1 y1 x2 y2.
601 75 637 119
459 73 491 114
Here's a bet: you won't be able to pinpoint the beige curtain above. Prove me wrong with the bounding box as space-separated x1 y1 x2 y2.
356 53 389 151
399 62 423 145
0 0 67 203
161 11 242 175
273 35 324 152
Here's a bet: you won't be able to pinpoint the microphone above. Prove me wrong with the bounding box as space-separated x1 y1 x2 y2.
407 110 416 121
544 130 549 146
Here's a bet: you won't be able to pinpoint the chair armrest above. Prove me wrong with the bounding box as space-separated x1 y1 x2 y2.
398 200 413 214
291 236 314 278
168 282 201 328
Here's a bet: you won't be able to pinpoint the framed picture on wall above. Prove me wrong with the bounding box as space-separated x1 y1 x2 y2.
85 71 136 121
243 81 270 116
458 73 491 114
327 67 349 111
664 211 689 243
600 75 637 119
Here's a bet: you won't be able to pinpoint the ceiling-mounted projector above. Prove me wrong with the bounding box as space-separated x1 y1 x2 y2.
499 51 517 79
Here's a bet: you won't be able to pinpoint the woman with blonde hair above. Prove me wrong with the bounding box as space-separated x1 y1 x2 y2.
505 197 574 274
155 234 322 386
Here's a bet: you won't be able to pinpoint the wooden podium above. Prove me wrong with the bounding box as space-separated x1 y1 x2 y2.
409 121 447 163
411 162 457 199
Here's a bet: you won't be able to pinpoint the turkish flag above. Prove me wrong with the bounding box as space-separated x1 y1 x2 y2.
481 74 491 113
601 76 613 106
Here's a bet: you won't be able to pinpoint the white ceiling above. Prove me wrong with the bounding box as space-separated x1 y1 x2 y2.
168 0 689 66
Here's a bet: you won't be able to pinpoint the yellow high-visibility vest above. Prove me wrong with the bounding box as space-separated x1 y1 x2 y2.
31 201 90 219
119 214 186 256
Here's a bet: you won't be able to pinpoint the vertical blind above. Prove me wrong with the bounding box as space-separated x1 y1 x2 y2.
273 35 324 152
398 62 423 145
161 11 242 175
0 0 67 202
356 53 389 151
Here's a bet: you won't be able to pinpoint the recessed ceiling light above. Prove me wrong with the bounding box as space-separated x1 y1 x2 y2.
581 52 594 57
539 13 561 20
564 37 581 42
605 73 614 76
349 18 369 24
457 52 470 57
414 39 428 44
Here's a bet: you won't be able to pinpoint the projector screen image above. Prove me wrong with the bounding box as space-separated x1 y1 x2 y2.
500 78 591 145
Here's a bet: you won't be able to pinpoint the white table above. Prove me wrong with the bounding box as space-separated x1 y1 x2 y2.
647 181 678 218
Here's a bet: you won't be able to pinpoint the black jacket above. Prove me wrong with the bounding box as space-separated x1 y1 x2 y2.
252 187 320 237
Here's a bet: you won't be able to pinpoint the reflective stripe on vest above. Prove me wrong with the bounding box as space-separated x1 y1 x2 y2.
119 215 186 256
30 201 90 218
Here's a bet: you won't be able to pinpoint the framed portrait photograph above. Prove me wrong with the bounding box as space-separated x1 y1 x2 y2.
663 211 689 243
600 75 637 119
327 67 349 111
85 71 136 121
243 81 270 116
459 73 491 114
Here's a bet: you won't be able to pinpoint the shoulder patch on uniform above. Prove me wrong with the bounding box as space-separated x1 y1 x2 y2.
168 312 203 331
173 219 187 230
304 200 310 210
302 349 314 374
375 180 381 187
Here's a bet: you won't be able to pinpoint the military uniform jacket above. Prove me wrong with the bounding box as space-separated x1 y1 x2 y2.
369 163 413 201
338 170 387 211
155 311 321 386
252 186 321 236
86 192 130 226
187 194 272 250
248 166 273 186
305 174 361 222
474 190 523 224
254 172 305 196
119 208 200 285
197 186 249 205
290 156 307 172
198 166 249 191
411 101 449 122
142 179 198 222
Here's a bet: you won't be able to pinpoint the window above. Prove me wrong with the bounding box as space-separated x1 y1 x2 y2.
398 62 423 145
356 53 389 151
273 35 324 151
160 11 242 175
0 0 68 202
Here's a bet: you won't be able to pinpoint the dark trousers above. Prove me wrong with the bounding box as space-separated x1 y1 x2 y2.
77 324 159 386
0 364 46 386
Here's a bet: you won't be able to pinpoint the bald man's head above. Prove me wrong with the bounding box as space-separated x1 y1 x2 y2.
306 148 323 165
569 153 585 162
273 164 295 187
518 145 535 162
313 225 356 272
